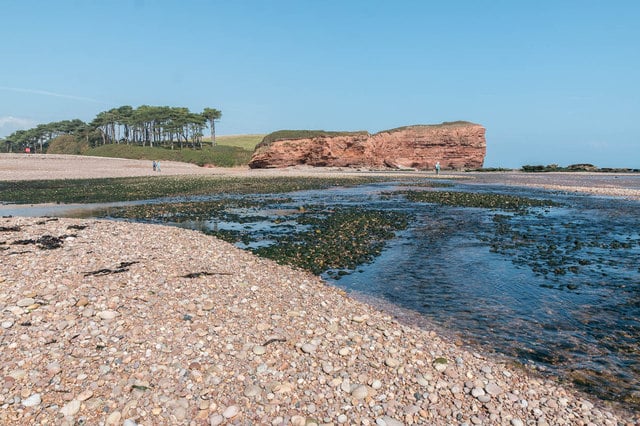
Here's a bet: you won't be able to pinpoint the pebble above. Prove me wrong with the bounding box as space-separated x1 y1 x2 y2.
471 387 485 398
485 382 503 396
60 399 81 417
351 385 369 399
105 411 122 425
21 393 41 407
352 314 368 323
291 415 306 426
209 414 224 425
477 394 491 403
433 358 448 372
174 406 187 421
97 310 118 320
75 296 89 307
385 358 400 368
16 297 35 307
0 217 635 426
9 369 26 379
252 345 266 355
76 390 94 401
301 343 317 353
222 405 239 418
415 374 429 387
376 416 404 426
244 385 261 397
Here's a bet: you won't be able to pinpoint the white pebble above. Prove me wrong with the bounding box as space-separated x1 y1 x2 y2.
351 385 369 399
209 414 224 425
471 387 485 398
21 393 41 407
105 411 121 425
385 358 400 368
291 415 306 426
376 416 404 426
223 405 239 418
97 310 118 320
301 343 317 353
60 399 81 417
485 382 503 395
16 297 35 307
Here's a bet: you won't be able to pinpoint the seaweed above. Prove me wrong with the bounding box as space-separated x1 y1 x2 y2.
83 261 140 277
11 234 71 250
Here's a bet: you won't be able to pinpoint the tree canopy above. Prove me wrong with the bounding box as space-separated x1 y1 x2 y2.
2 105 221 153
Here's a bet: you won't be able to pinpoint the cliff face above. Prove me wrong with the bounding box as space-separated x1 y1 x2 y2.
248 122 486 170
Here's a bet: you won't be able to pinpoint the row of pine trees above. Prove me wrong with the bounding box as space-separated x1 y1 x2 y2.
2 105 222 152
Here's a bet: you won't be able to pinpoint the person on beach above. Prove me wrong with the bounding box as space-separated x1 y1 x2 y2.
435 161 441 175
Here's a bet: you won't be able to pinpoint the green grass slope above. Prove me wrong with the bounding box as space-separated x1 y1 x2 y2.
215 134 264 151
85 143 253 167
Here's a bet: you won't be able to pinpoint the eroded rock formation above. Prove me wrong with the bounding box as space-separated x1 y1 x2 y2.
249 121 486 170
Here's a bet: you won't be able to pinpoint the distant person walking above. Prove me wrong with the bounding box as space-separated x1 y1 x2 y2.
435 161 441 175
156 161 161 172
152 160 157 171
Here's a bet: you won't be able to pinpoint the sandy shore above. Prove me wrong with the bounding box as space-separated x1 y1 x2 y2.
1 153 639 200
1 217 637 425
0 154 433 181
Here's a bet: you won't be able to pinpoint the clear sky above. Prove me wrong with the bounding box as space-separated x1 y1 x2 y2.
1 0 638 168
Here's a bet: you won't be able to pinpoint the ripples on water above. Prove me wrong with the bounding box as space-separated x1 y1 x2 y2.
329 182 640 407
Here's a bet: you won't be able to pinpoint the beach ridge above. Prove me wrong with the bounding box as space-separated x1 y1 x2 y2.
1 217 636 424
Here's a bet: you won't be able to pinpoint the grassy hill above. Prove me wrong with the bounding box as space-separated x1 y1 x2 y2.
256 130 368 149
215 134 264 151
84 136 263 167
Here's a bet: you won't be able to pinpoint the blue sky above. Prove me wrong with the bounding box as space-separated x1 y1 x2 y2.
1 0 638 168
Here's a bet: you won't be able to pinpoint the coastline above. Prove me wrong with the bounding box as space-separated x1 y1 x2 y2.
1 217 636 425
1 154 639 423
1 153 639 200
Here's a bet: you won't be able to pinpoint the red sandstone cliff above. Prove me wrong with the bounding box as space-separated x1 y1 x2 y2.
248 122 486 170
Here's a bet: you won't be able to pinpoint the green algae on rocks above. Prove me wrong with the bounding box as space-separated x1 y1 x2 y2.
252 208 409 276
0 175 388 205
402 190 559 210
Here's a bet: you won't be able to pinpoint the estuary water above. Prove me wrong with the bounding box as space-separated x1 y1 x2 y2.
206 177 640 407
322 182 640 406
4 174 639 408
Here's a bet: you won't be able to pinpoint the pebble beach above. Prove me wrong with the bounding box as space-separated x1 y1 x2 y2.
1 154 639 425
